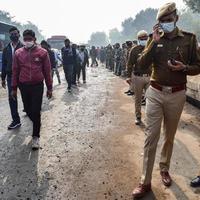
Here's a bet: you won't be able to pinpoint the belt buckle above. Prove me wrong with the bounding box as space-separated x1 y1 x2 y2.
162 86 172 94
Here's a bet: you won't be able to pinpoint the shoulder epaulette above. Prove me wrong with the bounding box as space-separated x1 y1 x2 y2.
181 30 195 37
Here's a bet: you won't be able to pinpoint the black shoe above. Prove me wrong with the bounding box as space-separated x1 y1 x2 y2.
8 121 21 130
127 91 134 96
68 88 72 93
124 90 131 94
141 98 146 106
135 117 142 125
191 176 200 187
83 80 86 84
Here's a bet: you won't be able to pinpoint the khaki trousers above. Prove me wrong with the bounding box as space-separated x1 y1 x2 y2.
130 73 135 92
141 86 186 184
133 75 150 119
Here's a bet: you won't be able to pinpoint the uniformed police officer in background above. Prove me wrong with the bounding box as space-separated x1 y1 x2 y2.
132 2 200 198
127 30 150 125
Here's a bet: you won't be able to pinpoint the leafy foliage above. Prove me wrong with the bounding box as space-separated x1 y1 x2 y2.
0 10 44 42
88 32 109 47
183 0 200 13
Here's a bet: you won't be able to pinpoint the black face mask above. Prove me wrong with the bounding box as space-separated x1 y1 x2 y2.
10 34 19 42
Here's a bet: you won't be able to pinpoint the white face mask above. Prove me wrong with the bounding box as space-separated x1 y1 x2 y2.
24 41 34 49
160 22 175 33
139 40 147 46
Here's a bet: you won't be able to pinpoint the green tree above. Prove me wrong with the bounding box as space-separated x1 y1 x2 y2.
109 28 122 44
183 0 200 13
88 31 109 47
0 10 44 42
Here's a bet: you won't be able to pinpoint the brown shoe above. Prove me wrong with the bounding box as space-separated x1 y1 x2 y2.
132 183 151 198
160 171 172 187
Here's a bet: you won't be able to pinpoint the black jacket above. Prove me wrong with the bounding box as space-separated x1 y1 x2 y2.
61 46 76 66
47 49 56 69
1 41 24 81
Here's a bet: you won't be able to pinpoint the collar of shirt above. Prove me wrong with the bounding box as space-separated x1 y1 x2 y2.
164 27 184 39
10 41 20 56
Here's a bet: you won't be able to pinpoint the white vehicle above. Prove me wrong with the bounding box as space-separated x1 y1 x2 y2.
52 48 62 67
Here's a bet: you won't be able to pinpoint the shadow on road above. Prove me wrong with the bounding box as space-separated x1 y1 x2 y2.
0 128 49 199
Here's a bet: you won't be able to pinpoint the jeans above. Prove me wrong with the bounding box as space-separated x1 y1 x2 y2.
19 83 44 138
7 76 20 123
63 64 73 89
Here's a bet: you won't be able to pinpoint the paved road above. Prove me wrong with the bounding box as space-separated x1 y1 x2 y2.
0 66 200 200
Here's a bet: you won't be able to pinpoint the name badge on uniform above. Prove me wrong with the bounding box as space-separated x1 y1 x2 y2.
157 44 163 48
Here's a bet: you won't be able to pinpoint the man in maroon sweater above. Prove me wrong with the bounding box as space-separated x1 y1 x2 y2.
12 29 53 150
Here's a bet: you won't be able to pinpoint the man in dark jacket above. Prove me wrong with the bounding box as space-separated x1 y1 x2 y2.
61 39 76 93
77 45 89 83
1 27 23 130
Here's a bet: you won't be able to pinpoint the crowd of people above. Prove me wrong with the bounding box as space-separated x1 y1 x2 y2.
0 1 200 198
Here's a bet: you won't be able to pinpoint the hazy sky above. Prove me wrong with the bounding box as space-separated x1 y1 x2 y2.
0 0 185 43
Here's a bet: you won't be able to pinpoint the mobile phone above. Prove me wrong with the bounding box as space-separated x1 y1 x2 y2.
170 59 177 65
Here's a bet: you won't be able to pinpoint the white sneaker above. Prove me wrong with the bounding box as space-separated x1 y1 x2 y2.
32 137 40 150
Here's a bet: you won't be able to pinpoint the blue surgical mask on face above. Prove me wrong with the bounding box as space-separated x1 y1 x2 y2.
139 40 147 46
160 22 175 33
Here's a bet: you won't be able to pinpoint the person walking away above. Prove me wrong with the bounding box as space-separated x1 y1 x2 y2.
90 46 98 67
77 45 89 84
11 29 53 150
71 43 79 86
51 47 61 84
127 30 150 125
61 39 76 93
1 26 23 130
132 3 200 198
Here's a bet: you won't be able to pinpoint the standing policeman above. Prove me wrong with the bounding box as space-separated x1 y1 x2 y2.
132 2 200 198
127 30 150 125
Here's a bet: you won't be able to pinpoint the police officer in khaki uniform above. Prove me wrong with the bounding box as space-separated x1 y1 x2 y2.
125 41 135 96
132 2 200 198
127 30 150 125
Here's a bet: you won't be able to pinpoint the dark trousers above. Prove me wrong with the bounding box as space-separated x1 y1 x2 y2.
19 83 44 138
52 68 61 84
72 64 78 84
7 76 20 123
91 57 98 67
63 64 73 89
78 64 86 81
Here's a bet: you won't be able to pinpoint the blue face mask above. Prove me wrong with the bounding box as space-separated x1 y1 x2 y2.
160 22 175 33
139 40 147 46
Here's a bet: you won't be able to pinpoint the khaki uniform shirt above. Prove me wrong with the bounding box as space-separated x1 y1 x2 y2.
127 45 150 78
138 27 200 86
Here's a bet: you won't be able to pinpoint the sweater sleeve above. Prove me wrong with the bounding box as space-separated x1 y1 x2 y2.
186 35 200 76
11 53 20 91
42 52 53 91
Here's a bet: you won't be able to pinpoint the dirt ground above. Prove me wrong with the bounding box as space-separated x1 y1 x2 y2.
0 66 200 200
